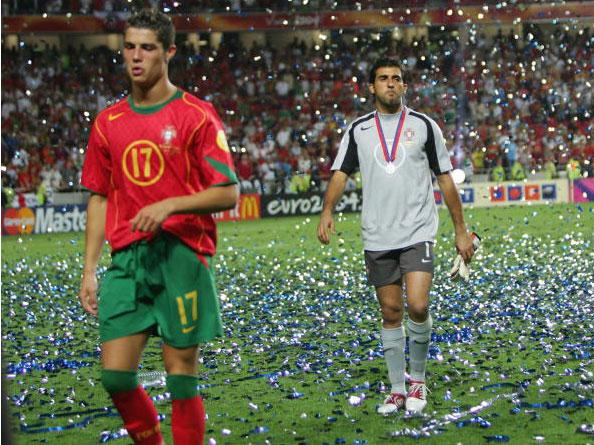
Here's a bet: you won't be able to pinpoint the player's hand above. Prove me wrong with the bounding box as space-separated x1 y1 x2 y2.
450 232 481 281
130 200 174 232
317 211 335 245
455 231 475 264
79 271 98 317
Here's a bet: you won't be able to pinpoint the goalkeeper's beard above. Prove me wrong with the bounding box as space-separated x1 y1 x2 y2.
375 94 403 113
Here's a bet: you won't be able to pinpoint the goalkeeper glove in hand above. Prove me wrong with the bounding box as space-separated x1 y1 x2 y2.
450 232 481 281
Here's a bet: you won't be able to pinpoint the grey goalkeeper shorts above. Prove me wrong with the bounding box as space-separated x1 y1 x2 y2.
364 241 434 287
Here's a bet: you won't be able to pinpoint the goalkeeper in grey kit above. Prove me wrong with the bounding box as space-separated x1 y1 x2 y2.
317 58 476 414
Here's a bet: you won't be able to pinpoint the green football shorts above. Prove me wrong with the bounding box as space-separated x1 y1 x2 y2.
98 232 223 348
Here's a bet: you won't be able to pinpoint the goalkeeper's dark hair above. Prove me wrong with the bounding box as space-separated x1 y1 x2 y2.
369 57 405 84
126 9 175 49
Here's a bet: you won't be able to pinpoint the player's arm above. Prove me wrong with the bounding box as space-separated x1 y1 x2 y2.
130 184 239 233
318 119 358 244
317 170 348 244
436 172 474 262
79 193 107 317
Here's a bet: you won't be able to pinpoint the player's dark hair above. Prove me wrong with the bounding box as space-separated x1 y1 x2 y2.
126 9 175 49
369 58 405 83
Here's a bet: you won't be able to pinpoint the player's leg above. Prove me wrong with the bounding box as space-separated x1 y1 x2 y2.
155 234 223 445
404 270 433 379
403 271 432 412
101 333 148 370
99 244 163 444
400 242 434 413
401 241 434 375
162 344 205 445
366 250 407 414
377 283 407 407
101 333 164 445
377 283 405 329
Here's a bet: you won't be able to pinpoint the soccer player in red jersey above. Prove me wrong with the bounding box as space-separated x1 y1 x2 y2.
79 10 238 445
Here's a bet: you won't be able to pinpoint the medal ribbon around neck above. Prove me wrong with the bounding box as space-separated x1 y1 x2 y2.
374 107 407 167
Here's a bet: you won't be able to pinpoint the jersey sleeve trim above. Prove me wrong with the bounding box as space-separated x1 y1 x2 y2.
183 98 208 185
211 181 239 187
409 111 448 175
338 130 359 176
182 94 208 129
94 121 109 146
335 113 374 175
205 156 239 184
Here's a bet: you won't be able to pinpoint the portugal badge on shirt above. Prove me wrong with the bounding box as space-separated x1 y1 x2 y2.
160 124 180 154
404 128 415 145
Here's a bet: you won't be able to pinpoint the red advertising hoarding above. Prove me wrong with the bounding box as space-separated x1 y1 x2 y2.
3 3 592 33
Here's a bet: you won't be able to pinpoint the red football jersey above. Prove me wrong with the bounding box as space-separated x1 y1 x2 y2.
81 89 238 255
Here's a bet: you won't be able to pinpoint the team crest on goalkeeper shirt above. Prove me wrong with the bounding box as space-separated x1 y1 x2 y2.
404 128 415 144
160 125 180 154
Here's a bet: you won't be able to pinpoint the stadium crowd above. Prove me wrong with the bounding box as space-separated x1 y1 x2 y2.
1 23 592 202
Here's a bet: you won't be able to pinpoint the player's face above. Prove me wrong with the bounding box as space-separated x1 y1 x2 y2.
123 27 176 89
369 66 407 113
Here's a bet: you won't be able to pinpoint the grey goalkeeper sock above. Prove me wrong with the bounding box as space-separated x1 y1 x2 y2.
381 326 406 395
407 315 433 382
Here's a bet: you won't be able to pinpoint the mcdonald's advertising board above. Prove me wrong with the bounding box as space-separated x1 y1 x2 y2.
213 194 261 222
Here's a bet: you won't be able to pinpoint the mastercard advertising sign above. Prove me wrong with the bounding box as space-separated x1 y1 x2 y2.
3 208 36 235
2 205 88 236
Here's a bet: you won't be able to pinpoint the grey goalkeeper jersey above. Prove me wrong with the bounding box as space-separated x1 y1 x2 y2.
332 107 452 251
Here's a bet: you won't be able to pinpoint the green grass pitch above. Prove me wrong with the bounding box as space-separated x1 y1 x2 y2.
2 203 593 444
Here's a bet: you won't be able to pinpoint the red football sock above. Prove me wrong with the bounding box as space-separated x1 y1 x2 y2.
171 396 205 445
111 386 163 445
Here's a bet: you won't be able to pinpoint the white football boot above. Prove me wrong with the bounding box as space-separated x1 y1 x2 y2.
405 380 428 413
377 392 406 415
